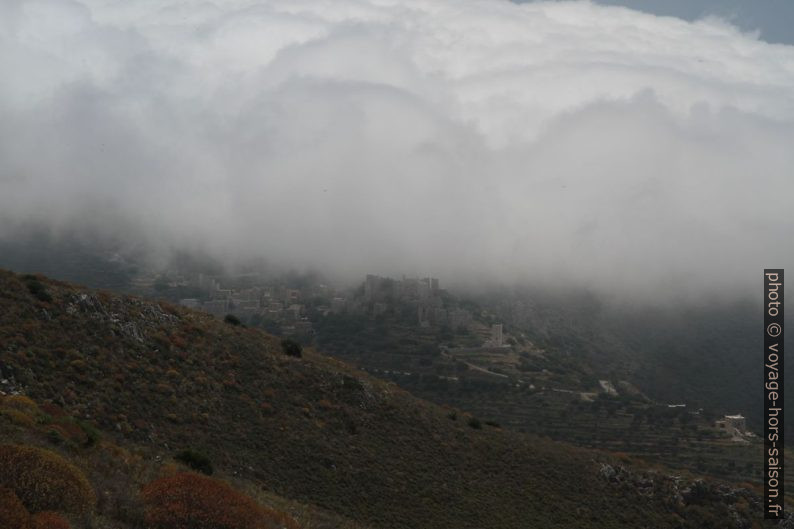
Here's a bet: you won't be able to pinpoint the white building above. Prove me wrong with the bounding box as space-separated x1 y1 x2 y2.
715 414 746 435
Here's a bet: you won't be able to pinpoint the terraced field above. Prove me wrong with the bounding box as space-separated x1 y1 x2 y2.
394 373 793 500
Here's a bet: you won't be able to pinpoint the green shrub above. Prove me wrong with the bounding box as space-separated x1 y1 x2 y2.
467 417 482 429
77 420 101 447
25 280 52 303
280 339 302 358
46 428 65 445
224 314 242 326
174 450 214 476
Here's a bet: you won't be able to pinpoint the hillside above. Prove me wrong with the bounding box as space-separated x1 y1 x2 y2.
302 290 790 494
478 287 793 437
0 269 784 529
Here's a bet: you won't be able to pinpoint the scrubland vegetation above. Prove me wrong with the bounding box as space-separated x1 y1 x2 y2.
0 270 788 528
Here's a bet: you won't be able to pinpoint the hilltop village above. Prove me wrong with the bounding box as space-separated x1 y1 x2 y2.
130 269 752 443
130 271 507 347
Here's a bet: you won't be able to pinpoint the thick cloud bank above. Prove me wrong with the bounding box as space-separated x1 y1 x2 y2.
1 0 793 298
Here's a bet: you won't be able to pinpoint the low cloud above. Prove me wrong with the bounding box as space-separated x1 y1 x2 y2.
1 0 793 300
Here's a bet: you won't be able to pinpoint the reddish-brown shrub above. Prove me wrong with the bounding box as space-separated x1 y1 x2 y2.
169 334 187 349
0 396 39 428
316 399 336 411
48 421 89 446
0 445 95 516
0 486 31 529
30 511 70 529
2 395 39 413
39 402 68 418
0 408 36 428
141 472 299 529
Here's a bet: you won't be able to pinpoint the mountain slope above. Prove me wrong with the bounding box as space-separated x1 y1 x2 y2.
0 270 776 528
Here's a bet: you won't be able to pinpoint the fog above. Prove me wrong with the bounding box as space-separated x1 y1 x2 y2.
1 0 793 300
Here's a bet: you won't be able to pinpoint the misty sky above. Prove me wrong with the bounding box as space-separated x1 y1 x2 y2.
1 0 793 301
519 0 794 45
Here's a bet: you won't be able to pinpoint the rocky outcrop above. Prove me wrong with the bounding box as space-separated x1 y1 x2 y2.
597 462 793 528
